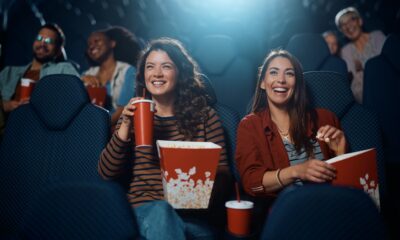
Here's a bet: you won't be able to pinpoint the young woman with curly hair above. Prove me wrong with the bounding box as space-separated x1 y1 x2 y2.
99 38 232 239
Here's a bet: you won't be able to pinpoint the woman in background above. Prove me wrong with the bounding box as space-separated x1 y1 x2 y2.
335 7 385 103
82 26 141 125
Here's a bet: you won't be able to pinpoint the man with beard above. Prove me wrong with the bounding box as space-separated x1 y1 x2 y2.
0 23 79 114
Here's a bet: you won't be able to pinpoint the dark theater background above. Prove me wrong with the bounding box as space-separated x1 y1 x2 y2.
0 0 399 239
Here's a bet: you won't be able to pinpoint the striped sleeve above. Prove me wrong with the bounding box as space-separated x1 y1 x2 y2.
98 123 132 180
205 107 228 166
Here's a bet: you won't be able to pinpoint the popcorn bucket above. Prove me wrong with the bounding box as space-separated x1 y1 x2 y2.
157 140 222 209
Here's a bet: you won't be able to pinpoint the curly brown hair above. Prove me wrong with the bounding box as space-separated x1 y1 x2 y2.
136 38 210 139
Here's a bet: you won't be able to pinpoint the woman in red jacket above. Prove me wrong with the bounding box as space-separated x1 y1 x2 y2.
236 49 347 200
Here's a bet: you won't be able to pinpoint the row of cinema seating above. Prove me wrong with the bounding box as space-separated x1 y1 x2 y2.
0 69 387 238
192 33 348 118
363 33 400 236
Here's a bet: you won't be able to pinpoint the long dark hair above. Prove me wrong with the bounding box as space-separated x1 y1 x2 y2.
86 26 141 66
252 49 317 156
136 38 209 139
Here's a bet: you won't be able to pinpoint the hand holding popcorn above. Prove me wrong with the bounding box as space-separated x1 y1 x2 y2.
316 125 346 155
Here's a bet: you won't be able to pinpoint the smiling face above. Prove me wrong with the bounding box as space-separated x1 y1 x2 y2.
86 32 115 63
339 13 363 41
32 28 59 63
144 50 178 100
260 56 296 109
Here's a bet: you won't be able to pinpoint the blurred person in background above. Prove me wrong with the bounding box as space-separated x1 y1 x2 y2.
81 26 141 126
0 23 78 113
0 23 78 125
335 7 386 104
322 30 340 56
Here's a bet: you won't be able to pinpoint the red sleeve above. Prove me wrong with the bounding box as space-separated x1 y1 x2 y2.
236 116 274 197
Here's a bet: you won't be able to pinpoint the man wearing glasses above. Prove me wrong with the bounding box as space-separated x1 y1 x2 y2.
0 23 79 114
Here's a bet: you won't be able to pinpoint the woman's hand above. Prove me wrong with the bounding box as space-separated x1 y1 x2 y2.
294 159 336 183
116 97 142 141
316 125 346 155
81 75 101 87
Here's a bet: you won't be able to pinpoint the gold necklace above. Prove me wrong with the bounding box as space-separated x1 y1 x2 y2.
276 126 290 140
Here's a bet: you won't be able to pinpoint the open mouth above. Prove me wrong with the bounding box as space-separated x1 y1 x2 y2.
89 48 100 56
151 80 167 87
272 87 288 93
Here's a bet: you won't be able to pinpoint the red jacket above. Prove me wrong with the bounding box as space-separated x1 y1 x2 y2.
236 108 342 198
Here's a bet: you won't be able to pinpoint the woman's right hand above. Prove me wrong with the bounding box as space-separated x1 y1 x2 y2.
294 159 336 183
117 97 142 141
81 75 101 87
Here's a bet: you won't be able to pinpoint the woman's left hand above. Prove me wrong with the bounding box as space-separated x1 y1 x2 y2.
316 125 346 155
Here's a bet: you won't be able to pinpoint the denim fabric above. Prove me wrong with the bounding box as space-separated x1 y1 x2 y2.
134 200 217 240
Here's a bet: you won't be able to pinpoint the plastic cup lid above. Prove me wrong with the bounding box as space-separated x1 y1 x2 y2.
131 99 154 105
225 200 254 209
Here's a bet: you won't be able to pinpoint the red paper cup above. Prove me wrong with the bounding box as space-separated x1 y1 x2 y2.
225 200 254 237
20 78 36 101
132 99 155 147
86 86 107 107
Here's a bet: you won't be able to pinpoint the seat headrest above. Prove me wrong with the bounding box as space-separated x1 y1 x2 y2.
304 71 354 118
30 74 90 130
194 35 236 75
382 34 400 72
286 34 330 71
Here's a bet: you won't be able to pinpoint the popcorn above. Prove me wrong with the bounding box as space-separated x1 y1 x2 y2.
162 167 214 209
157 140 222 209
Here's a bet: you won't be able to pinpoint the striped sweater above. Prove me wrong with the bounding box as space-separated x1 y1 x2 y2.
98 107 228 207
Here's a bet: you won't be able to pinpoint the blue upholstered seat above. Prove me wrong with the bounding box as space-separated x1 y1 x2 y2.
286 34 347 76
21 180 138 239
194 35 256 118
0 74 110 236
201 75 241 181
304 71 386 212
261 185 386 240
363 34 400 237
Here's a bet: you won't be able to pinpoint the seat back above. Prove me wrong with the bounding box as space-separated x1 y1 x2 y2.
286 33 347 76
363 34 400 237
261 185 386 240
21 180 138 239
364 34 400 163
303 71 385 210
201 75 241 181
194 35 256 118
0 74 110 235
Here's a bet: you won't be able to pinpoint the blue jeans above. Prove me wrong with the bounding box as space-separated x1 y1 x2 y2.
134 200 216 240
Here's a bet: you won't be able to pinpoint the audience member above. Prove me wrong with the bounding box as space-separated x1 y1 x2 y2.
81 26 141 126
335 7 386 103
98 38 232 239
322 30 340 55
236 50 347 222
0 23 79 114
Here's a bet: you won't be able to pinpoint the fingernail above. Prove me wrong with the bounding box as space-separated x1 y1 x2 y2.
325 137 330 142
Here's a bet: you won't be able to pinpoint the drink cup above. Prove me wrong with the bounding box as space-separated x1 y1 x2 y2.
86 86 107 107
20 78 36 101
131 99 155 147
225 200 254 236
